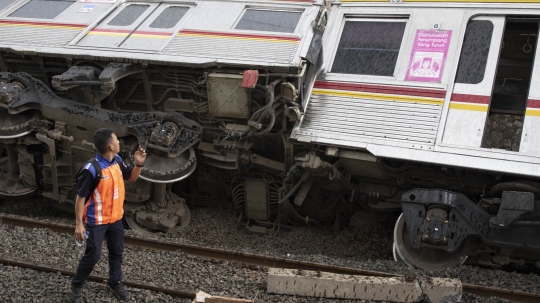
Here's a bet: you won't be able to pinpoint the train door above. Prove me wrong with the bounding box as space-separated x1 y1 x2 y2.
442 17 505 147
118 4 191 51
482 17 538 152
76 2 191 51
444 16 539 152
517 19 540 154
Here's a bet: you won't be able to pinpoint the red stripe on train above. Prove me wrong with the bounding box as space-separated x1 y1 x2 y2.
90 28 173 36
313 81 446 99
90 28 132 34
179 30 301 42
133 30 173 36
527 99 540 108
450 93 490 104
0 20 87 28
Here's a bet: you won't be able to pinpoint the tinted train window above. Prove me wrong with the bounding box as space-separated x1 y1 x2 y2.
108 4 149 26
9 0 74 19
0 0 16 12
455 21 494 84
149 6 189 29
332 20 407 76
235 9 302 33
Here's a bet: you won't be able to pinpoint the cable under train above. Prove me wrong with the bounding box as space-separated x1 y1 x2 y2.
1 0 540 271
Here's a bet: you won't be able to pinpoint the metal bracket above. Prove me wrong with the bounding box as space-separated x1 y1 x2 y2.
489 191 534 228
99 63 143 93
294 177 314 206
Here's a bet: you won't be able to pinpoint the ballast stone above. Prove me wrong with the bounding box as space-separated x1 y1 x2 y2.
419 278 462 303
267 268 424 302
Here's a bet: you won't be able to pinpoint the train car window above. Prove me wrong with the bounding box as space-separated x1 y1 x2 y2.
235 9 302 33
149 6 189 29
455 21 494 84
331 20 407 76
8 0 74 19
108 4 149 26
0 0 16 12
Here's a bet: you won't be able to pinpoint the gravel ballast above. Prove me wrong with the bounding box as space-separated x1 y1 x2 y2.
0 197 538 302
0 264 182 303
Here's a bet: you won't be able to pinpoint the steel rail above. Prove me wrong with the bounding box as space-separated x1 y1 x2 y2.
0 257 195 300
1 215 539 302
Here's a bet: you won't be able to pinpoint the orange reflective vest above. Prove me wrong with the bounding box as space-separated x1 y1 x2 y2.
83 157 126 225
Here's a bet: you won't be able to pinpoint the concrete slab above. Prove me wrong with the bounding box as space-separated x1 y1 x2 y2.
419 278 462 303
267 268 424 302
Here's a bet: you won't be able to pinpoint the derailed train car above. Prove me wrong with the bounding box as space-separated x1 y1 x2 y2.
293 0 540 270
0 0 326 230
1 0 540 271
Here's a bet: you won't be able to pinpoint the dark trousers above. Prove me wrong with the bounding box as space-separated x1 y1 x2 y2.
71 219 124 287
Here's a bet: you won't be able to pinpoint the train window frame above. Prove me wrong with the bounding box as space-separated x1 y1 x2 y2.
7 0 75 20
148 5 190 29
328 17 409 78
0 0 17 13
107 3 150 27
455 20 495 85
233 7 304 34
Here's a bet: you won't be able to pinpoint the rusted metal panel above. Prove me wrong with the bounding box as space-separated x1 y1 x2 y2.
207 73 251 119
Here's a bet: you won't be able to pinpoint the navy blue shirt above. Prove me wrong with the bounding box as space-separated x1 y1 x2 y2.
76 154 133 199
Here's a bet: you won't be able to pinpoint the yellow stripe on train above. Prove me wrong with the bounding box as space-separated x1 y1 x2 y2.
87 32 129 37
177 33 299 43
311 88 444 106
525 108 540 116
0 23 84 30
449 102 489 112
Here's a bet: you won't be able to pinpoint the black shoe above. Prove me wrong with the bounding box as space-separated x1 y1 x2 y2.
67 284 82 303
108 282 130 301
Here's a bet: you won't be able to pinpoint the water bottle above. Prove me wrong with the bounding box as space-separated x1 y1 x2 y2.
76 231 90 247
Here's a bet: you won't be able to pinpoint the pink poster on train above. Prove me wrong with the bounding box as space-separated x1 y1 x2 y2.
405 29 452 83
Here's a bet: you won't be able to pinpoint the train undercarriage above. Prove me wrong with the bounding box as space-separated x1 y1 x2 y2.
1 53 540 271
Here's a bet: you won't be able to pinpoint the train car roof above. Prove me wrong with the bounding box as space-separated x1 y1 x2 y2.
0 0 324 73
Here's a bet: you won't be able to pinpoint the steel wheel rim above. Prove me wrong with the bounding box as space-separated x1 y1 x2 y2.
393 213 468 271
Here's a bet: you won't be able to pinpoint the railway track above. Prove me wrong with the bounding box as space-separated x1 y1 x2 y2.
1 215 539 303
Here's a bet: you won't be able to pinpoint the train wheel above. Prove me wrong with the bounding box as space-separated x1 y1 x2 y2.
393 242 405 263
393 213 468 271
0 108 40 139
131 145 197 184
0 145 35 198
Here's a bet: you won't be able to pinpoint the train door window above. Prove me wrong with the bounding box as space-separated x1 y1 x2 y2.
481 17 538 151
117 4 191 51
455 21 494 84
0 0 16 12
8 0 74 19
331 19 407 76
235 9 302 33
149 6 189 28
443 16 505 148
76 2 158 49
108 4 149 26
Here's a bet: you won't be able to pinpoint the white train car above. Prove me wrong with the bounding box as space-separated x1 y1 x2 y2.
293 0 540 270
